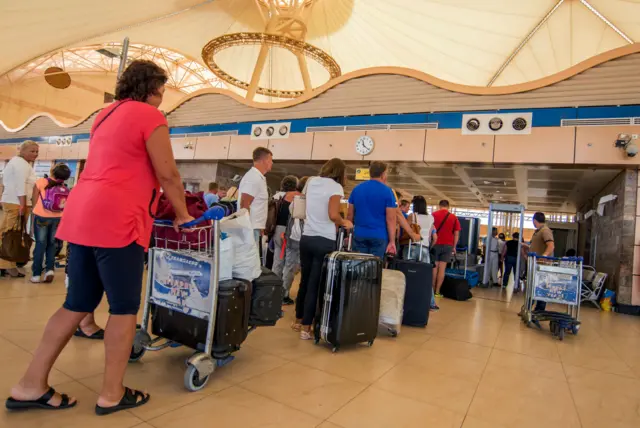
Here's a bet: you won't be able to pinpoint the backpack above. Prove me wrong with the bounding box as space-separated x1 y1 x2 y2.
39 179 69 212
265 195 284 237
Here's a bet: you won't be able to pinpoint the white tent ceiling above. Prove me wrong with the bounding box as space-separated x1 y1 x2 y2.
2 0 640 95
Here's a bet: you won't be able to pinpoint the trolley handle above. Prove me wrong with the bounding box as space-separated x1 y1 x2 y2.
153 207 226 228
527 252 583 262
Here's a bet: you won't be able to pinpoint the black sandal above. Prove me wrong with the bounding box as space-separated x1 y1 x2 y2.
73 328 105 340
95 387 150 416
6 387 76 411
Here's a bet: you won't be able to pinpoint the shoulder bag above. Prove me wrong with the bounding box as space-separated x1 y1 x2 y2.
291 177 314 220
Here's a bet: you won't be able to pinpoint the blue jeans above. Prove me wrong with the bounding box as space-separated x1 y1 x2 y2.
352 237 387 259
32 215 61 276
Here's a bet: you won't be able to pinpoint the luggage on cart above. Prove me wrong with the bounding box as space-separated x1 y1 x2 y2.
441 275 472 301
393 242 432 327
250 267 284 326
379 269 406 337
315 250 382 352
151 278 251 357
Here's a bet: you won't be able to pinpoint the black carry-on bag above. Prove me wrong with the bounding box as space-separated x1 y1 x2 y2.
250 266 284 326
314 231 383 352
394 240 433 327
441 275 472 301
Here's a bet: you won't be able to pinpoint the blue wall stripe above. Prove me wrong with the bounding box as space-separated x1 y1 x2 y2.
2 105 639 144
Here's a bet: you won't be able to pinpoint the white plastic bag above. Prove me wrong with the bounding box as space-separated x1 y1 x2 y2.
220 209 261 281
217 235 234 281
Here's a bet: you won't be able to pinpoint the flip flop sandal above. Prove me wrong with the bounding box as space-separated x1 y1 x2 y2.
95 387 150 416
74 328 105 340
6 387 76 411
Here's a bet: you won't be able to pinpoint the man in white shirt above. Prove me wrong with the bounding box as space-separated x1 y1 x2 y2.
238 147 273 243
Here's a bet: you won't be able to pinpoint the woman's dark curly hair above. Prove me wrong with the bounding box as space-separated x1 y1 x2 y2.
115 60 168 102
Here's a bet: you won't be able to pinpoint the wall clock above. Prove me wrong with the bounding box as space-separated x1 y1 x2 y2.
355 136 374 155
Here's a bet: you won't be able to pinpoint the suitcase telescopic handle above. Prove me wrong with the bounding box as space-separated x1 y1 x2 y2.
407 239 424 261
337 227 352 252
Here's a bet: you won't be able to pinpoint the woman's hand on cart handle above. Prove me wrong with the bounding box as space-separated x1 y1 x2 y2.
174 215 196 232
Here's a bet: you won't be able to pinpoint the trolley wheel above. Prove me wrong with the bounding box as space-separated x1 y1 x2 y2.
368 339 375 347
571 324 580 335
557 328 565 341
332 346 339 353
549 321 556 333
184 365 210 392
129 346 145 363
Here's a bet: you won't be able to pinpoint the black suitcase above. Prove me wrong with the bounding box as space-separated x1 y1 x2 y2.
250 267 284 326
393 259 433 327
441 276 472 301
151 278 251 358
315 251 382 352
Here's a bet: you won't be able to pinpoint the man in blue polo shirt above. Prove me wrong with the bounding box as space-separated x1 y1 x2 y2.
348 161 397 259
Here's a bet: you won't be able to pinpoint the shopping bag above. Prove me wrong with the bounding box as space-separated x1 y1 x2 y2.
221 209 261 281
0 215 33 264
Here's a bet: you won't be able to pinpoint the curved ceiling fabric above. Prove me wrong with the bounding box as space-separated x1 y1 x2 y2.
2 0 640 90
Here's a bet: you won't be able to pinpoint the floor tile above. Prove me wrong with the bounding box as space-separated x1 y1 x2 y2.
329 387 465 428
296 347 396 384
0 381 142 428
493 328 561 361
564 365 640 428
461 416 508 428
210 344 289 384
79 353 231 421
373 361 479 414
241 362 366 419
148 386 321 428
420 336 492 363
467 366 581 428
557 340 634 377
487 349 565 381
404 348 486 382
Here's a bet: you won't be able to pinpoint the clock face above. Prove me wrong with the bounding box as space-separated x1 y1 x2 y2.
355 136 375 155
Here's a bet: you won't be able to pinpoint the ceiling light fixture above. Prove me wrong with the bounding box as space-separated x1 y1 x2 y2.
579 0 633 44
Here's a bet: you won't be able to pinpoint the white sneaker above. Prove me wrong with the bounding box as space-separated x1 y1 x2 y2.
30 276 42 284
43 270 55 283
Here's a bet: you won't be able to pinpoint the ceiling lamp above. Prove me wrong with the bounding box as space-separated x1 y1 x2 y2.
202 0 340 101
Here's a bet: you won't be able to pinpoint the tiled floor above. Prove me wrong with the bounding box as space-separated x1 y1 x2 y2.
1 275 640 428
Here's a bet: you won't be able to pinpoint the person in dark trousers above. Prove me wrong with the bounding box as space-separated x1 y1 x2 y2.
294 159 353 340
502 232 520 290
528 212 555 311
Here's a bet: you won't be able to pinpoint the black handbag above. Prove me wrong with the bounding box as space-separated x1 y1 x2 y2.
0 215 33 264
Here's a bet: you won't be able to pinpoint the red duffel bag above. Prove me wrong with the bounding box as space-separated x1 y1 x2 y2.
152 191 211 250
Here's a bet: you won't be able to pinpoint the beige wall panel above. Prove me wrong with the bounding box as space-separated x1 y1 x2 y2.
171 137 197 160
76 141 90 159
268 133 313 160
228 135 268 160
363 130 426 161
311 131 364 161
494 127 575 164
42 144 64 161
194 135 230 160
575 126 640 165
61 143 80 160
424 129 494 163
0 144 17 160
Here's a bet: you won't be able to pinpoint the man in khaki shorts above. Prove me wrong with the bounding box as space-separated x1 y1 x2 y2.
528 212 555 311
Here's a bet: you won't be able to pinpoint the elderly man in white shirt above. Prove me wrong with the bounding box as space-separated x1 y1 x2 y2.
237 147 273 244
0 140 39 277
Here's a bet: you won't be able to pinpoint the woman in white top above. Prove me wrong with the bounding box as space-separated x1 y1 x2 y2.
0 140 38 277
404 195 436 262
294 158 353 340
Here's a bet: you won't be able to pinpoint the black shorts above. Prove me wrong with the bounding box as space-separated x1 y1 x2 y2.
63 242 145 315
432 244 453 263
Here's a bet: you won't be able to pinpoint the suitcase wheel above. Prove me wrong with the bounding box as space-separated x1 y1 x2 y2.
332 346 339 353
367 339 375 347
388 328 398 338
184 365 210 392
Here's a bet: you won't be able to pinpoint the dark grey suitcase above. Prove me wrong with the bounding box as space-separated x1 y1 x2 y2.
394 242 432 327
250 267 284 326
314 250 382 352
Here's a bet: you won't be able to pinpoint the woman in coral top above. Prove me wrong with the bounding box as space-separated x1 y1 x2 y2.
7 60 194 415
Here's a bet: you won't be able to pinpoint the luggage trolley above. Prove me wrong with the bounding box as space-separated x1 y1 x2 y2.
521 253 582 340
130 207 226 391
